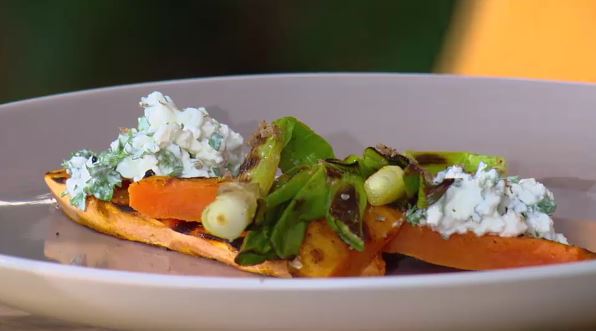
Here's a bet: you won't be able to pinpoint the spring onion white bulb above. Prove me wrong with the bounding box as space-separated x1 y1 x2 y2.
364 165 406 206
201 182 259 241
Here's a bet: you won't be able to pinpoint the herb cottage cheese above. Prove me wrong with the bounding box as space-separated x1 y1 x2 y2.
62 92 244 210
410 163 567 244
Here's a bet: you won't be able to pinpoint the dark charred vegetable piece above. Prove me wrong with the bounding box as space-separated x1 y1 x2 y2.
417 176 455 209
326 173 368 251
238 121 290 195
372 145 410 168
276 117 335 174
405 151 507 175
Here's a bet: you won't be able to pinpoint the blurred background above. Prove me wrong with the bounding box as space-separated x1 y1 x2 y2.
1 0 593 103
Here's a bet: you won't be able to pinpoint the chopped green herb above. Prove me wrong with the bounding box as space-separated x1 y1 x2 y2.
157 149 183 177
406 206 426 225
536 196 557 215
70 193 87 211
209 133 224 151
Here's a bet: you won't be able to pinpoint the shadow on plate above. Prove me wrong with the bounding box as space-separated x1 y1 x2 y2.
43 207 466 277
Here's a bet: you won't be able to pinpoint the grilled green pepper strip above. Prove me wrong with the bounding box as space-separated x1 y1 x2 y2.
238 121 291 195
405 151 507 175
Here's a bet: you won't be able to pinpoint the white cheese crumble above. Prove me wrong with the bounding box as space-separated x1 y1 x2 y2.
62 92 245 210
417 163 568 244
114 91 244 181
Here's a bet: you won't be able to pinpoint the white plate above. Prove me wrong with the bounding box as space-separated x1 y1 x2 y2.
0 74 595 330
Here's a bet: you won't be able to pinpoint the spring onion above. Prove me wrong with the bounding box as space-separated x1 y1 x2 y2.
364 165 406 206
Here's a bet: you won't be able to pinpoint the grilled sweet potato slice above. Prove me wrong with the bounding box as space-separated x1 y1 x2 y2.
45 169 291 277
384 222 596 270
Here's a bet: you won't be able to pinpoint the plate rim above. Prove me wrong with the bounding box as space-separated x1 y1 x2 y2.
3 72 596 111
0 253 595 290
1 73 595 290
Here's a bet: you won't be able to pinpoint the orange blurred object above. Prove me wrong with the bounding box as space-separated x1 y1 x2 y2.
439 0 596 82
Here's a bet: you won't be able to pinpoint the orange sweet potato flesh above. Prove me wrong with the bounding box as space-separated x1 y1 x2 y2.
384 222 596 270
291 206 403 277
128 176 221 222
332 206 404 276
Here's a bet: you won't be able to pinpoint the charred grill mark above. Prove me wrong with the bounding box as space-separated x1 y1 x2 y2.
197 232 226 242
310 248 324 263
375 144 399 158
389 154 411 168
372 145 410 168
248 121 279 147
111 185 130 206
52 176 67 184
47 169 69 183
95 201 110 217
238 151 260 178
414 153 447 165
173 221 200 235
325 165 342 179
114 204 135 213
160 219 244 250
228 237 244 251
250 133 267 146
248 121 270 146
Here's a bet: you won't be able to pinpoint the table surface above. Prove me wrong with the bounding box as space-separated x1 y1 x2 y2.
0 304 110 331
